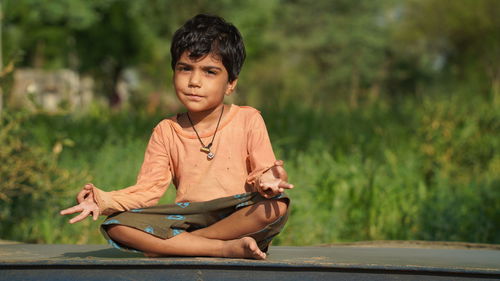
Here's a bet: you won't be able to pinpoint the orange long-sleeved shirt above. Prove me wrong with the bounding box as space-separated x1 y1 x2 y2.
92 105 277 215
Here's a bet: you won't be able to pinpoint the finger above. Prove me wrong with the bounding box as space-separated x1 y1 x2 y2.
278 167 289 182
60 205 83 215
261 183 279 193
262 184 280 198
257 188 269 198
259 184 275 198
278 181 294 190
271 186 280 195
272 165 288 182
259 185 271 198
92 208 99 221
77 189 91 203
69 209 90 224
265 190 280 198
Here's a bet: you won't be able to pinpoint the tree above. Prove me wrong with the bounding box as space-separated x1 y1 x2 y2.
393 0 500 101
245 0 392 108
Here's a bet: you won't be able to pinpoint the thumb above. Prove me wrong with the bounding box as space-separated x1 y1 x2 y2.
77 189 91 203
272 164 288 182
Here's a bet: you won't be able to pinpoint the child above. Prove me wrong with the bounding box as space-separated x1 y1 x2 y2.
60 14 293 260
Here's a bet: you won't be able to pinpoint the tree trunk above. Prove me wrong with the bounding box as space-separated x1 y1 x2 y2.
108 65 124 109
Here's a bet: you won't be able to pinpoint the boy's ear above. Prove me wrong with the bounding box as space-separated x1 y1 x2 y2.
225 78 238 96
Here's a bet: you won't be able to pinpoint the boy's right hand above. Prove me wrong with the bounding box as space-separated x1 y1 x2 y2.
257 160 294 198
60 183 100 224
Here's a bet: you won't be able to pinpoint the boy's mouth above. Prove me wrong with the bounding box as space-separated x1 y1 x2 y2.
185 93 204 101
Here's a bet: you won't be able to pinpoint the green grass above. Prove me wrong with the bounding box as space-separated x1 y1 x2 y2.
1 92 498 245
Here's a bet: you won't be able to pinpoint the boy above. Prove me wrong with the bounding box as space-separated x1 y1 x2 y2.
60 14 292 260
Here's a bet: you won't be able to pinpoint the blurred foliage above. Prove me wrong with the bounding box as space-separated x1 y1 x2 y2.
1 91 498 245
1 0 499 245
266 93 499 245
0 111 91 243
3 0 499 107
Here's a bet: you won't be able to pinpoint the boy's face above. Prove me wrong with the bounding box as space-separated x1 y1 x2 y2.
173 51 237 113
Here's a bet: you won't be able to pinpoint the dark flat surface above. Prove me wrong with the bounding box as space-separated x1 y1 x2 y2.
1 244 499 274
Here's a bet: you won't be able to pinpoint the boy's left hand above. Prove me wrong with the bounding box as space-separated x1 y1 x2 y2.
257 160 294 198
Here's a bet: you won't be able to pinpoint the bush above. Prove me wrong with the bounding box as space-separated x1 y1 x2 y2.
0 111 92 243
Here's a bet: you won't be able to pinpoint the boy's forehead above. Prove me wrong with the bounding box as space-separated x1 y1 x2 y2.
179 51 223 66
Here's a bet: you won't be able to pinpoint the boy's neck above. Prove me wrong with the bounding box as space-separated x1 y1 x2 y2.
183 104 229 132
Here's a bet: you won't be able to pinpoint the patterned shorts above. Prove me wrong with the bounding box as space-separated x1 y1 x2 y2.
100 192 290 253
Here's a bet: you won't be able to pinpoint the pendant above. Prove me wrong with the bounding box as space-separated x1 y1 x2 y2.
201 146 215 160
207 151 215 160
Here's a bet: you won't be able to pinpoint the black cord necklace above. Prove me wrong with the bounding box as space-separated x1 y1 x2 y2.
186 105 224 160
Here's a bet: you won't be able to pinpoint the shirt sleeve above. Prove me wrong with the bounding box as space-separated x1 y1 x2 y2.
91 123 172 216
245 111 277 186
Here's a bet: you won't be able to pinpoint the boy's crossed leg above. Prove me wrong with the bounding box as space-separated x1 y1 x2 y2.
106 198 288 259
191 198 288 240
107 226 266 259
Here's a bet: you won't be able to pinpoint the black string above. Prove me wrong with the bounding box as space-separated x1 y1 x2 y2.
186 105 224 150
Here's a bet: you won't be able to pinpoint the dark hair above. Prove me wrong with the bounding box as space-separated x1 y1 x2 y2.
170 14 246 82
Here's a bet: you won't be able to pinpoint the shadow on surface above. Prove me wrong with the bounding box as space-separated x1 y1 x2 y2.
61 248 144 259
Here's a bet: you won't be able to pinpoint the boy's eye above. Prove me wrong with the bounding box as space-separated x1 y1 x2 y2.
176 66 191 72
206 70 217 75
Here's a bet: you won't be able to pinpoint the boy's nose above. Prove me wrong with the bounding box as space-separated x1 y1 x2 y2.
188 71 201 88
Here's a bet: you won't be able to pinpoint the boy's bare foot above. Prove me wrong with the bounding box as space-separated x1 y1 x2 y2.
222 237 266 260
143 236 265 259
